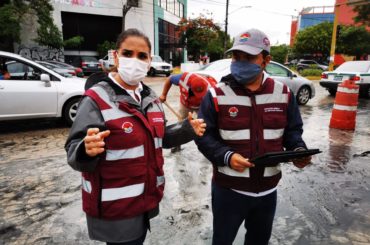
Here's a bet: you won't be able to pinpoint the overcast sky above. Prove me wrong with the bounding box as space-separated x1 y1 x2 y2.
187 0 336 45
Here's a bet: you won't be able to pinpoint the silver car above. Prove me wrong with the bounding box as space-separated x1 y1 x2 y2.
194 59 315 105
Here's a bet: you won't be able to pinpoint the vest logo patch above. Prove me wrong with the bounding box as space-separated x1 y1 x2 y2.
264 107 283 113
228 107 239 117
122 122 134 133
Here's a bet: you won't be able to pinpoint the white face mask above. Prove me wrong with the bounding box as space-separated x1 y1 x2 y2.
118 57 149 86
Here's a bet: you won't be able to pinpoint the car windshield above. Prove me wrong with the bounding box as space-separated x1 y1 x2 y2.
152 56 163 62
199 59 231 71
37 62 58 69
335 62 370 73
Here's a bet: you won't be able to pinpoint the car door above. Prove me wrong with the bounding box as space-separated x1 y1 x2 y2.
265 62 298 95
0 57 58 120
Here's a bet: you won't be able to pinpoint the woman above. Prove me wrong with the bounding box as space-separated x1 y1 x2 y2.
65 28 206 245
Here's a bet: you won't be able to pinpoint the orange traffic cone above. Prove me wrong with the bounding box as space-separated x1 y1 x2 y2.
329 80 359 130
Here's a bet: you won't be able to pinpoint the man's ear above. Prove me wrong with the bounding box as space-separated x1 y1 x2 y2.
263 55 272 67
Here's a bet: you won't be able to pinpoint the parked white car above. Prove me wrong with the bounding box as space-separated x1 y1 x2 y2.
194 59 315 105
0 51 86 125
320 61 370 98
148 55 173 77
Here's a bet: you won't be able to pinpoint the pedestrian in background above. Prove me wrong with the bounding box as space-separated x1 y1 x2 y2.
65 28 206 245
159 72 216 152
195 28 311 245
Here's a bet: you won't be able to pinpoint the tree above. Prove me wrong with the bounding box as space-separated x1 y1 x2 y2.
293 22 369 60
292 22 332 59
352 3 370 26
0 1 27 51
178 14 229 62
0 0 63 51
336 25 370 59
97 41 116 58
31 0 63 49
63 36 84 49
270 44 289 64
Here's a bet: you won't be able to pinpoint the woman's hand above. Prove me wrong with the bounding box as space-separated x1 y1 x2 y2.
84 128 111 157
188 112 206 137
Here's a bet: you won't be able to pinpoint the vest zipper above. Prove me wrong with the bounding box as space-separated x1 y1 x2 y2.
250 94 260 193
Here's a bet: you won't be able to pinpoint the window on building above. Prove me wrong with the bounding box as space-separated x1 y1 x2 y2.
158 18 182 66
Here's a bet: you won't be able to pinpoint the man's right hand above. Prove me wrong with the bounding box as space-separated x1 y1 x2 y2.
230 153 254 172
84 128 111 157
159 94 166 103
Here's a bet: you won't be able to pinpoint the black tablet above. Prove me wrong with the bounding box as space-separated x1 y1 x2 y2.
250 149 322 166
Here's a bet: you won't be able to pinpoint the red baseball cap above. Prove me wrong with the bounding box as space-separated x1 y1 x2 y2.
190 74 209 99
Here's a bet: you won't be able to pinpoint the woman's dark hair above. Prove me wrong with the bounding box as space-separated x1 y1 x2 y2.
116 28 151 53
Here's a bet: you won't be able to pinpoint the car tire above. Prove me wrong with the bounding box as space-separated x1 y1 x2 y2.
297 67 303 73
296 86 311 105
63 97 80 126
148 68 156 77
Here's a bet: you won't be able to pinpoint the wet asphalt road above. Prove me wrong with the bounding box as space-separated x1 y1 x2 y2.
0 77 369 245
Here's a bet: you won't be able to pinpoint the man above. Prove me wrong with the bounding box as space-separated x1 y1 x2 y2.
160 72 216 152
159 72 216 120
194 28 311 245
0 64 10 80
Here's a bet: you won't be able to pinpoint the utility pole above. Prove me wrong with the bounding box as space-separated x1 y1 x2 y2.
328 4 339 71
223 0 229 58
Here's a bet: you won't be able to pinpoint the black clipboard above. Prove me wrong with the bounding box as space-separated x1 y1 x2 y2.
250 149 321 166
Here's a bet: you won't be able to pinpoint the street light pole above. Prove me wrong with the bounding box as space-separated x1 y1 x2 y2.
223 0 229 58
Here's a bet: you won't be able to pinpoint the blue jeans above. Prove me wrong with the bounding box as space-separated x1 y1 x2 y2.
211 182 277 245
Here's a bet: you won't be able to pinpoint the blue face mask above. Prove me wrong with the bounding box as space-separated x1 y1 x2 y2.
230 60 262 85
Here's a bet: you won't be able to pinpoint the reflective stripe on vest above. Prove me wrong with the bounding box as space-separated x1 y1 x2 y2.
218 164 281 178
219 129 250 140
91 86 133 121
154 137 163 149
264 129 284 140
264 165 281 177
255 81 288 105
217 85 251 106
157 176 165 186
101 183 145 202
218 166 250 177
82 178 92 193
106 145 145 161
179 73 192 91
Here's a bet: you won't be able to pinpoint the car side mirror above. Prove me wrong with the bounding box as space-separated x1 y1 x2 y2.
289 72 298 78
41 73 51 87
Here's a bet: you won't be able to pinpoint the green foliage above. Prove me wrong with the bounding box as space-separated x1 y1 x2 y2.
270 44 289 64
300 68 323 77
293 22 332 58
293 22 370 59
0 2 27 51
63 36 85 48
352 3 370 26
31 0 63 49
178 14 229 61
336 25 370 58
97 41 116 58
0 0 63 50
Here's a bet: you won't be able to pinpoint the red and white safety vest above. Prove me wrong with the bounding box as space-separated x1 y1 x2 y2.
211 78 291 193
179 72 216 109
82 83 165 219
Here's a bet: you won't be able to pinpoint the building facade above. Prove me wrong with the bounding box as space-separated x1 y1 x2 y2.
17 0 187 65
